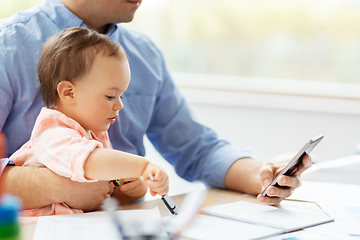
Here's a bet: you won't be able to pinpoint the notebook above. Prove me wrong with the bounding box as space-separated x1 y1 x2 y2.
166 200 333 240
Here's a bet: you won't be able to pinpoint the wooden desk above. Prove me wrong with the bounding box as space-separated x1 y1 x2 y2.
21 189 259 240
122 188 259 216
21 188 325 240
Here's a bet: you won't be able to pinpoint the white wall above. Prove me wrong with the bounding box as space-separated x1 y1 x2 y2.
175 73 360 162
189 103 360 163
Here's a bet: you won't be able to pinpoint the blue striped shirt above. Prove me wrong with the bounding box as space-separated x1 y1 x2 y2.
0 0 253 188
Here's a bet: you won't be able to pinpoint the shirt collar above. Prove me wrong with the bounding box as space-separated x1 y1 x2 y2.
41 0 83 29
105 23 118 36
41 0 118 35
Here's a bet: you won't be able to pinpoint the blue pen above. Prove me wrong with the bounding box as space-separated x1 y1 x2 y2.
148 173 179 215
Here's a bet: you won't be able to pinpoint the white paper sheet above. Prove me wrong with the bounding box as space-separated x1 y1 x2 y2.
314 201 360 237
290 180 360 238
33 207 167 240
177 214 283 240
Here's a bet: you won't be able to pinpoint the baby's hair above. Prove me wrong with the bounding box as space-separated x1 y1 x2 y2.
38 27 127 108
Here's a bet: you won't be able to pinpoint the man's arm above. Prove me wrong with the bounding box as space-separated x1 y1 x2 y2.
2 165 113 212
0 131 6 159
224 158 263 195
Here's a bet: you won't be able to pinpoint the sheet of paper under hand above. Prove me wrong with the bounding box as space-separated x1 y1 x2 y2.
33 207 167 240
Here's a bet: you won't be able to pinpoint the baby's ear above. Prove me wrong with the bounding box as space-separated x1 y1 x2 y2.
57 81 76 104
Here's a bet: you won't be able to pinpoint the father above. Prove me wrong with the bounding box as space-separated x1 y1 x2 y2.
0 0 311 211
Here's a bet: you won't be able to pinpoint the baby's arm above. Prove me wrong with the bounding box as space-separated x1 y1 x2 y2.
83 148 169 196
84 148 149 180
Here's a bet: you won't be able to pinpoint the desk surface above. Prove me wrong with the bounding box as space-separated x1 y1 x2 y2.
21 188 328 240
20 155 360 240
21 188 256 240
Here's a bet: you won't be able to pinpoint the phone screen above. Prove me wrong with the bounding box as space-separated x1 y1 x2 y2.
261 134 324 197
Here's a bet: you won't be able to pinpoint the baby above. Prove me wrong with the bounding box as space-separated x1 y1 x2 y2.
10 27 169 216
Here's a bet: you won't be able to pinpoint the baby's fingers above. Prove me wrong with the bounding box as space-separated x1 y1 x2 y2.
147 178 169 196
147 174 169 196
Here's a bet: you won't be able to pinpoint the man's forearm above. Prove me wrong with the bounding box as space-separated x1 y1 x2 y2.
2 165 62 209
224 157 263 195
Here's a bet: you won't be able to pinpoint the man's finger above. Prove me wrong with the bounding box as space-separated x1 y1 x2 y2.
297 154 312 174
257 194 284 205
278 175 301 189
259 162 277 187
264 184 294 198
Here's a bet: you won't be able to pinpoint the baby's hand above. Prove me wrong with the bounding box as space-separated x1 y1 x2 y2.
118 177 147 199
110 177 147 205
142 163 169 196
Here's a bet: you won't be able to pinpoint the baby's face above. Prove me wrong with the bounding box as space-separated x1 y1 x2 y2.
73 54 130 133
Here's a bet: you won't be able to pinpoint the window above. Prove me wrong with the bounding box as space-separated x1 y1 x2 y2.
128 0 360 85
0 0 41 18
3 0 360 85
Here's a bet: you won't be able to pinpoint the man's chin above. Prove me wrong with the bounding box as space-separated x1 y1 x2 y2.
116 10 138 23
119 16 136 23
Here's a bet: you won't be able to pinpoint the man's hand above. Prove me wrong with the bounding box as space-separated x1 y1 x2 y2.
2 166 113 212
257 154 312 205
62 179 114 212
0 131 6 158
224 156 312 205
0 132 6 196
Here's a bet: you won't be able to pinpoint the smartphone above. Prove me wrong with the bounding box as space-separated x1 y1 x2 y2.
261 134 324 197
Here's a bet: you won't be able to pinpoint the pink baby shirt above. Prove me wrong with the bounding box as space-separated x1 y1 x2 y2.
10 107 112 216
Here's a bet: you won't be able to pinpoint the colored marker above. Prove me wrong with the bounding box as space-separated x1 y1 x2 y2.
112 179 123 187
112 179 131 187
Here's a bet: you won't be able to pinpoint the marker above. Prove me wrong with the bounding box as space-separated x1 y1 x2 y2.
148 173 179 215
112 179 130 187
112 179 123 187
